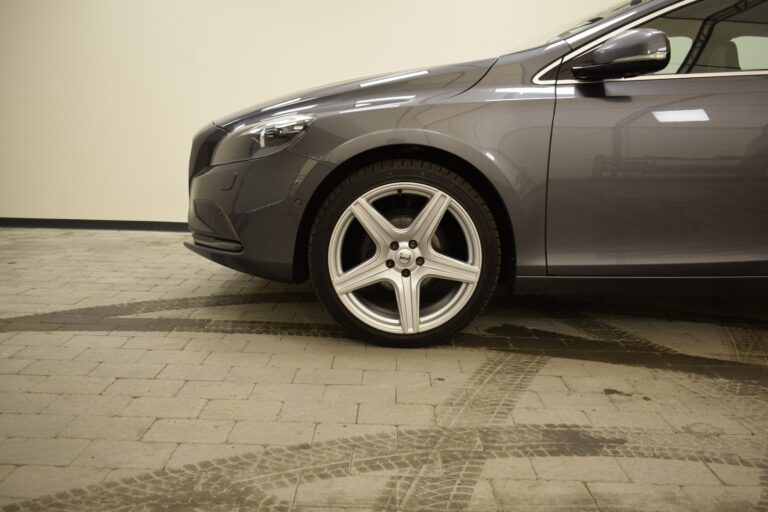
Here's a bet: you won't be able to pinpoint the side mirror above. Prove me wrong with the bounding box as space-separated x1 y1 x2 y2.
572 28 671 81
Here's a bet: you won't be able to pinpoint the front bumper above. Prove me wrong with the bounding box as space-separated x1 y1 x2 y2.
185 124 326 282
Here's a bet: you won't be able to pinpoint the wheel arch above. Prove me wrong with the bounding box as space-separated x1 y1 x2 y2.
292 144 516 285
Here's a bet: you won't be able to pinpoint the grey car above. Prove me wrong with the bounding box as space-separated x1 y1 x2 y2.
186 0 768 346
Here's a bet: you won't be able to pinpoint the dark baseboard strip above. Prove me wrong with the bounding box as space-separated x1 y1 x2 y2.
0 218 188 232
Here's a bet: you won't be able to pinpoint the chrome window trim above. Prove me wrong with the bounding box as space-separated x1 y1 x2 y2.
532 0 768 85
553 70 768 85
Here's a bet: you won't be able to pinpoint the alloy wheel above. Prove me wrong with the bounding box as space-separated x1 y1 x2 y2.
328 182 482 335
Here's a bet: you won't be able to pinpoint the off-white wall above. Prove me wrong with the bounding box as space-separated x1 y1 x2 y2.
0 0 617 222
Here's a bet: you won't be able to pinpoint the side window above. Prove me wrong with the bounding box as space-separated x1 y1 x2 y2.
733 35 768 70
639 0 768 74
658 36 694 74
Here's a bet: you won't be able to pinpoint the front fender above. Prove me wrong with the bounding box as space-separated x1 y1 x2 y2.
288 123 547 276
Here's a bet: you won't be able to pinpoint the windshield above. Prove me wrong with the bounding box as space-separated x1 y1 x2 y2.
507 0 654 54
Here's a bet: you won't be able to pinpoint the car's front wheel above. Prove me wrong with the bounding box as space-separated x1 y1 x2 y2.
309 159 500 347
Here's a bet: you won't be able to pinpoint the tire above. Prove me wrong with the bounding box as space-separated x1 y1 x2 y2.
309 159 501 347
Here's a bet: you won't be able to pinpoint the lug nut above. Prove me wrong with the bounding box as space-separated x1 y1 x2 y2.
409 240 418 249
416 257 425 266
386 259 395 268
390 242 399 251
401 269 411 278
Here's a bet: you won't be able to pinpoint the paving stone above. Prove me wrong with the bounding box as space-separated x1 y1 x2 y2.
225 366 296 384
250 383 325 402
313 423 397 445
204 351 270 367
72 440 175 469
13 346 84 361
396 356 462 373
532 456 629 482
467 478 501 512
295 475 389 508
0 414 72 438
89 362 166 379
492 480 598 511
609 393 690 413
0 375 44 393
480 457 537 479
199 400 281 421
527 375 570 393
295 368 363 385
43 395 130 416
242 334 307 354
31 376 114 395
706 462 761 486
228 421 315 445
139 349 207 365
588 482 696 512
165 443 264 468
178 381 254 400
157 363 231 381
279 401 358 423
509 390 544 409
682 484 762 512
103 378 184 397
562 376 637 394
58 415 155 441
396 385 466 405
120 397 206 418
512 408 592 426
64 335 128 349
166 331 223 340
323 384 395 404
0 438 90 465
0 345 23 359
183 338 247 352
586 410 672 430
617 458 721 486
0 465 108 498
0 465 15 481
123 336 189 350
293 506 376 512
429 371 474 387
358 403 435 426
75 347 146 363
3 333 72 347
539 359 592 377
661 412 752 435
304 338 362 355
0 359 33 374
269 353 334 369
143 419 234 443
332 354 397 371
537 392 618 411
0 393 57 413
20 360 98 377
362 370 430 387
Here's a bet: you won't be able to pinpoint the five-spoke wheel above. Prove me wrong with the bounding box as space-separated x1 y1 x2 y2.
310 160 500 346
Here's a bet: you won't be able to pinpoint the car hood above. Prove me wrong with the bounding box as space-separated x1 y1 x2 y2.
213 57 497 131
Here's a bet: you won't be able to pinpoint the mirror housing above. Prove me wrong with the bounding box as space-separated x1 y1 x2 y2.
572 28 671 81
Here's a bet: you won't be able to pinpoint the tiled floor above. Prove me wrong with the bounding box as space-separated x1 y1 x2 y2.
0 227 766 511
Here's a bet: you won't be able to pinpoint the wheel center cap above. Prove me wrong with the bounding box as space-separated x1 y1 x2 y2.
397 249 414 266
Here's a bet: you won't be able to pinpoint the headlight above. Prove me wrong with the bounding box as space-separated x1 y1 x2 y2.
211 114 315 165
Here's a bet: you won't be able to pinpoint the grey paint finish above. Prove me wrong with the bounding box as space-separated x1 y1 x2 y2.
548 75 768 276
187 0 767 287
283 44 569 277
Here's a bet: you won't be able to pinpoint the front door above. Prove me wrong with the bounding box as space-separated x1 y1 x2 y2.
546 0 768 276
